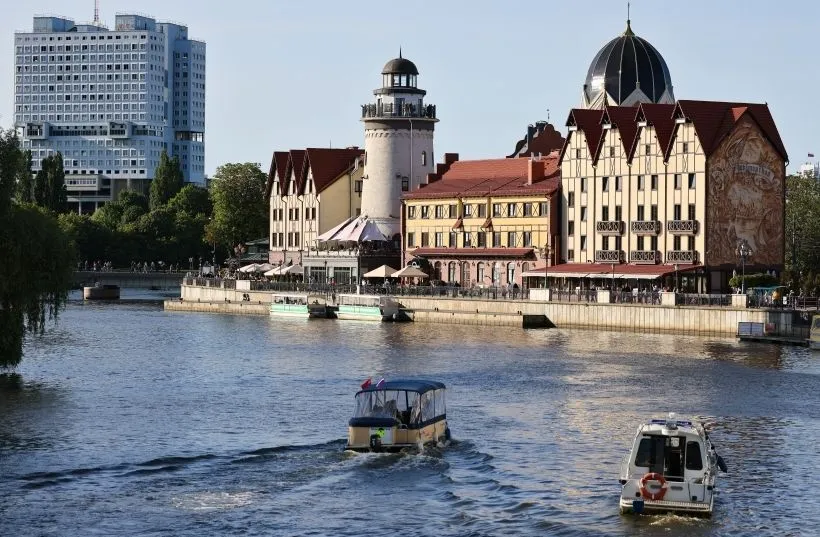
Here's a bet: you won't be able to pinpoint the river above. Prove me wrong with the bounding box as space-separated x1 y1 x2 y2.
1 295 818 536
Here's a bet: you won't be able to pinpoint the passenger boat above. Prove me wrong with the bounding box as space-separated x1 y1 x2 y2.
619 413 727 516
83 283 120 300
335 294 399 321
809 314 820 350
345 379 450 452
269 293 327 318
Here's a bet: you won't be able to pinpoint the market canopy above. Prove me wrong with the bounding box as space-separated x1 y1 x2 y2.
363 265 398 278
392 265 428 278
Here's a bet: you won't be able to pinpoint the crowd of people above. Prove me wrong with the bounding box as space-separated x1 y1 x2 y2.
77 260 184 273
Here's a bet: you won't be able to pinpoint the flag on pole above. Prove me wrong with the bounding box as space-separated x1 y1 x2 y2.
809 153 815 158
376 378 385 388
360 377 372 389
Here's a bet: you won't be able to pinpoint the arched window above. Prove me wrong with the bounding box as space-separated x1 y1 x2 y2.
461 263 470 286
421 151 427 166
492 262 501 286
476 262 485 285
448 261 457 282
507 262 516 285
433 261 442 281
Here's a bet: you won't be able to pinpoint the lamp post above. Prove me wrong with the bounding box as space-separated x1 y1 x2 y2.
188 256 193 271
736 239 752 294
674 263 679 292
234 243 246 272
611 262 615 291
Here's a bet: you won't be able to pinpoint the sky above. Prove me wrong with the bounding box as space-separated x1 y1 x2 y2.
2 0 817 175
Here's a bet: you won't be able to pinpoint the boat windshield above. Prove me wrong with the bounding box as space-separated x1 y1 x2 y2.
634 435 703 480
353 388 446 424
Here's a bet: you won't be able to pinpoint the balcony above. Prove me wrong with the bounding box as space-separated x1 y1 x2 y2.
596 220 624 235
594 249 624 263
630 220 661 235
629 250 660 264
666 250 699 264
667 220 698 234
361 102 437 120
65 176 101 191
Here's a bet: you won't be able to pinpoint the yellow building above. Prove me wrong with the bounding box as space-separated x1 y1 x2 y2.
402 153 560 287
555 101 787 292
266 148 364 268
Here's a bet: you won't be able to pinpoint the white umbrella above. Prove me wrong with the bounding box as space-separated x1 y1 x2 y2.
257 263 275 273
263 266 283 277
392 266 428 278
239 263 259 273
282 264 304 275
363 265 398 278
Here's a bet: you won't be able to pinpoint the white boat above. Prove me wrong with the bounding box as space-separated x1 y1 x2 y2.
619 413 727 516
335 294 399 322
269 293 327 318
809 314 820 350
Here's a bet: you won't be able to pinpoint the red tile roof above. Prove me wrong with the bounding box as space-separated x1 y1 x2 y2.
265 151 291 199
603 105 640 159
636 103 677 157
563 109 605 162
674 100 788 161
404 155 560 200
410 247 536 259
304 148 364 194
288 149 307 195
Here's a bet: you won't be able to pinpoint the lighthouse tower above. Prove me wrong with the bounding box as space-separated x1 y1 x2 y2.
360 52 438 239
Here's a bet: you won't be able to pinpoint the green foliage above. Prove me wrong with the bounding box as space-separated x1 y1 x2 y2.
58 213 114 261
168 184 211 217
728 272 779 290
33 154 68 213
785 175 820 287
208 162 268 253
149 149 184 211
16 150 33 204
0 128 75 367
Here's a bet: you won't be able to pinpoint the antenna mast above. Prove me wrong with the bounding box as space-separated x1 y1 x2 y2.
94 0 100 24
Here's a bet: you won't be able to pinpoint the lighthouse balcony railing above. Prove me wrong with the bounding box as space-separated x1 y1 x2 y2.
361 102 437 120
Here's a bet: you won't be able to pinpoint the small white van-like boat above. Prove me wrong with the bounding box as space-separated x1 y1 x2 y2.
335 294 399 322
269 293 327 318
619 413 727 516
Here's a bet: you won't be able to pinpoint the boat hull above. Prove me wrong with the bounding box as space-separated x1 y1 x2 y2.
269 305 327 318
336 306 395 322
83 285 120 300
345 420 449 452
619 495 714 516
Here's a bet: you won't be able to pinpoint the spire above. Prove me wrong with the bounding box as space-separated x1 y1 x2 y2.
399 47 402 59
624 2 634 36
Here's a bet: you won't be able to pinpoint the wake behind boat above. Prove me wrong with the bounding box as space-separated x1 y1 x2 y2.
619 413 727 516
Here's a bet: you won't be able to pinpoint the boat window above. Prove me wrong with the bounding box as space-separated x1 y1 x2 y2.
635 438 653 468
635 435 665 475
353 390 404 419
420 391 435 422
685 441 703 470
434 389 446 417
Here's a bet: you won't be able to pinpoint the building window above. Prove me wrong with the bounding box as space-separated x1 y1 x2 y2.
507 203 516 217
637 175 644 190
464 204 473 217
477 232 487 247
651 236 658 251
615 206 622 221
463 232 472 247
645 144 650 155
637 205 645 221
575 148 580 158
568 249 574 260
477 262 485 284
449 231 458 247
567 192 575 206
615 236 622 251
602 177 609 191
651 175 658 190
673 236 681 250
688 173 696 189
674 174 681 189
493 203 502 216
638 236 645 250
421 206 429 218
674 204 682 220
435 205 443 218
522 231 532 247
682 142 689 153
580 235 587 250
435 232 444 247
603 236 610 249
449 204 458 218
651 204 658 221
580 206 587 221
401 178 409 191
581 177 587 192
507 262 515 285
688 204 696 221
493 232 501 247
477 204 486 218
523 203 532 217
507 231 517 246
421 232 429 247
408 206 416 219
407 232 415 247
602 206 609 221
568 220 575 235
421 151 427 166
539 202 548 216
615 176 622 191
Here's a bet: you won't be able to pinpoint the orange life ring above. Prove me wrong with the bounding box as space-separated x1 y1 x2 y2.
639 472 668 501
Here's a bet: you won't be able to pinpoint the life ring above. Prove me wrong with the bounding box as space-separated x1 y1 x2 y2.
639 472 668 501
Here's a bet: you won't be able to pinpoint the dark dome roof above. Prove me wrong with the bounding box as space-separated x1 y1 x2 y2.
382 56 418 75
583 22 673 106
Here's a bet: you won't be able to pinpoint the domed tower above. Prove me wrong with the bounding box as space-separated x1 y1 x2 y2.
361 52 438 239
582 19 674 109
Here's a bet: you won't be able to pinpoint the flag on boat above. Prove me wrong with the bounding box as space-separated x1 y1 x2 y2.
376 378 385 388
360 377 372 389
810 153 815 158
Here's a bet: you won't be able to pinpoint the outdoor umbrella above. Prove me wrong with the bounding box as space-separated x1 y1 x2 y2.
239 263 259 273
263 266 283 277
391 266 428 279
257 263 275 273
363 265 398 278
282 264 304 276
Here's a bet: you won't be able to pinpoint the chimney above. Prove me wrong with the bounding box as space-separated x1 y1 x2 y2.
527 158 545 186
444 153 459 164
535 121 547 134
527 124 535 146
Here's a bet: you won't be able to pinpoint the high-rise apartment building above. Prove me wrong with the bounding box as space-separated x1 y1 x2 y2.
13 13 206 213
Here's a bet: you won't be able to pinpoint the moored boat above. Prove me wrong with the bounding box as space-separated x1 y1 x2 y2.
809 314 820 350
83 283 120 300
335 293 399 321
345 378 450 452
269 293 327 318
619 413 726 516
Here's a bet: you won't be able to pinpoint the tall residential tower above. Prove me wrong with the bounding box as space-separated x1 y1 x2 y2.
13 12 206 213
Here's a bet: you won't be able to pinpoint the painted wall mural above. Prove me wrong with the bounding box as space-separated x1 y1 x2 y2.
706 116 784 267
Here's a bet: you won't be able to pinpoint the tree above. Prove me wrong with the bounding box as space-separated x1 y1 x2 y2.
33 153 67 213
208 162 268 254
168 184 212 217
785 174 820 293
149 149 184 211
16 150 33 204
58 213 114 264
0 129 75 368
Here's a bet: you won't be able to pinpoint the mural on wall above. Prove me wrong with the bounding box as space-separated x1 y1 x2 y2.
707 116 784 267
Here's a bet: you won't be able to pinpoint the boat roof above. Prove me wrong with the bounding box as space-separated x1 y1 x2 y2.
358 379 446 394
638 416 704 436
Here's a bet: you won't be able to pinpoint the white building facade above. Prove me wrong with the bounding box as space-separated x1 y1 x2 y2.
13 13 205 213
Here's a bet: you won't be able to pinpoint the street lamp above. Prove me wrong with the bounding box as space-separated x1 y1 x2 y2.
611 262 615 291
736 239 753 294
188 256 193 271
674 263 679 292
234 243 246 271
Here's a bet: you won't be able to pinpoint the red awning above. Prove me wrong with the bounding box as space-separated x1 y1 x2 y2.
451 217 463 230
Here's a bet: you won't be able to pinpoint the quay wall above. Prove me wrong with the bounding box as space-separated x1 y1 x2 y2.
173 284 792 335
75 271 184 289
165 299 268 315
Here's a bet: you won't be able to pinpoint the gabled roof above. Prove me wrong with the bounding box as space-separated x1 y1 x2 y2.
288 149 307 196
303 148 364 194
674 100 788 161
403 155 560 200
265 151 291 199
602 105 640 160
563 109 605 163
636 103 676 156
